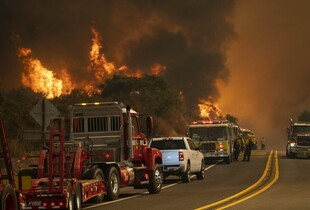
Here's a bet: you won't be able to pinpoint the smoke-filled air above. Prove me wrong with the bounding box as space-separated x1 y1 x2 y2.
1 0 310 148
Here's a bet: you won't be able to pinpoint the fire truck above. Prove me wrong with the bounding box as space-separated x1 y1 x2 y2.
286 120 310 158
188 120 235 164
68 102 163 200
0 118 20 210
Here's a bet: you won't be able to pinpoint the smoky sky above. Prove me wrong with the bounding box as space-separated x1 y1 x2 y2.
218 0 310 148
0 0 236 114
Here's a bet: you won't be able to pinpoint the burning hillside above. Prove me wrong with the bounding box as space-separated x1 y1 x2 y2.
2 1 235 119
17 28 149 99
198 99 223 120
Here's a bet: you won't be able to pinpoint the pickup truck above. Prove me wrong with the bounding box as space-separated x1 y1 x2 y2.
149 137 204 183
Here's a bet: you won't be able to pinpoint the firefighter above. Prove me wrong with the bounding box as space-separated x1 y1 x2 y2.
261 137 266 150
233 135 242 161
243 134 255 161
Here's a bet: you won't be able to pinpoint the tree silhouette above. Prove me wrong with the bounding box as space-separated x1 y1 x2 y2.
298 110 310 122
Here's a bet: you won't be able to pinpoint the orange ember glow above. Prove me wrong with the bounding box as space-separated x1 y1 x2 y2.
18 48 74 99
198 99 222 120
151 63 166 76
18 47 31 57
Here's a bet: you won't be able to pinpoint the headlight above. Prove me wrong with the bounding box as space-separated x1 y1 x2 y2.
290 142 296 147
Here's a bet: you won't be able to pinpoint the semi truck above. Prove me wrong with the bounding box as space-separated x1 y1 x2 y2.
68 102 163 200
286 120 310 158
19 102 163 209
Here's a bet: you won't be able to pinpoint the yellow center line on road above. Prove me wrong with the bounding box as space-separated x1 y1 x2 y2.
195 150 278 210
216 150 279 210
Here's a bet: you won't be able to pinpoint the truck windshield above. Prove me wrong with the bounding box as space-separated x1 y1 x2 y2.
293 126 310 133
150 140 186 150
189 127 228 142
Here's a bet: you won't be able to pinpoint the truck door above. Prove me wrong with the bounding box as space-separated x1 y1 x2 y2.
132 115 146 161
186 138 200 171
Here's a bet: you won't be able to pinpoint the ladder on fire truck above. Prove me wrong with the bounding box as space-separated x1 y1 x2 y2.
0 117 15 188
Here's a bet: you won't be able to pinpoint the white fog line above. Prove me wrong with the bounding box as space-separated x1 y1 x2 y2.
204 162 218 171
84 182 180 209
85 163 217 209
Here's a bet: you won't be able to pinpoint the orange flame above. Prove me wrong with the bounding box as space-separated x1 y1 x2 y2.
151 63 166 76
88 28 127 81
18 48 74 99
198 99 222 120
17 28 148 98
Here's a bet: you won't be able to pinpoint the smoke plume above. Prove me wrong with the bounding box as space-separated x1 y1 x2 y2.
0 0 236 114
218 0 310 149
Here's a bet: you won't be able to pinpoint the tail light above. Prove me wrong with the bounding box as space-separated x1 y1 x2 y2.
219 143 224 149
104 153 110 159
179 151 184 161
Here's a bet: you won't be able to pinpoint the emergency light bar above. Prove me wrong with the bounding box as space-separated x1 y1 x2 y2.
191 119 229 125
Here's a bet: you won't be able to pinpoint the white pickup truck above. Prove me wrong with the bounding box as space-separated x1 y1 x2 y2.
149 137 204 183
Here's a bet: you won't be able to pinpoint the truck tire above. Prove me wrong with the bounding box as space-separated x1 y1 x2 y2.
0 184 18 210
74 182 82 210
196 161 205 180
289 152 297 159
104 166 120 200
148 164 163 194
82 167 105 203
66 182 74 210
181 163 191 183
225 156 231 164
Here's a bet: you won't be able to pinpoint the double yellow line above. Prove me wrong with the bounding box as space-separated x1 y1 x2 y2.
196 150 279 210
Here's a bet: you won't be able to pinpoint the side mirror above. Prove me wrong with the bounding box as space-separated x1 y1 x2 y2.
146 116 154 137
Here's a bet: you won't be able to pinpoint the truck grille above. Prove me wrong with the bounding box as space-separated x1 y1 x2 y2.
297 136 310 146
200 142 216 152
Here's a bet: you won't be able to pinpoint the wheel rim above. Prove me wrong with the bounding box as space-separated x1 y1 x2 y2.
96 174 103 180
154 169 163 189
110 172 119 194
187 166 191 180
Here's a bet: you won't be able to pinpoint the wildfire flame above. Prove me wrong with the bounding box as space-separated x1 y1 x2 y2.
88 28 127 81
17 27 165 99
151 63 166 76
198 99 222 120
18 47 74 99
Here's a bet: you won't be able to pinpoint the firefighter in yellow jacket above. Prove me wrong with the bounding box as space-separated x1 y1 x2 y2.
243 134 255 161
233 136 243 161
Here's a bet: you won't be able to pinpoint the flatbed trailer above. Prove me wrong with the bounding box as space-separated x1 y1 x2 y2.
0 117 19 210
19 118 106 210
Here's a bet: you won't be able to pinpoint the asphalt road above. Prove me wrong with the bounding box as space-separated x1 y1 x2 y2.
82 150 310 210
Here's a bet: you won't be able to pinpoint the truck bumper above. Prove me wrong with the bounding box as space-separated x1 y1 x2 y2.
163 165 185 176
202 151 230 163
291 147 310 157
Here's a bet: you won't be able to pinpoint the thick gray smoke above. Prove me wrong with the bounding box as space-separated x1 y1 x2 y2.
218 0 310 149
0 0 236 115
